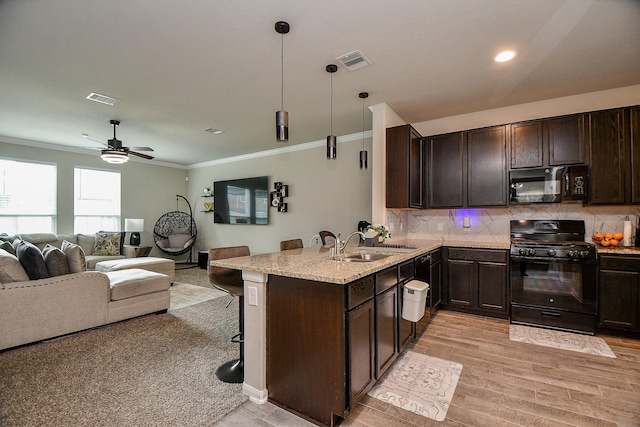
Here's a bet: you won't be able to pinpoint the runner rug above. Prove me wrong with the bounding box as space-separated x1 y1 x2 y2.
509 324 616 358
367 351 463 422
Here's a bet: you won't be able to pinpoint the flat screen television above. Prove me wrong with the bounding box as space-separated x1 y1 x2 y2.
213 176 269 224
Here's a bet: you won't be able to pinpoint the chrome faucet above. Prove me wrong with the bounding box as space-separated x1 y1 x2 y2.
332 231 365 256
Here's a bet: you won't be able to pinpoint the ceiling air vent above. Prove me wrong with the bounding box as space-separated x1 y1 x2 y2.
86 92 120 106
336 50 371 71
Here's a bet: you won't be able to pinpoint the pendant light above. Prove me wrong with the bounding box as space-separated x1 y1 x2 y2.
275 21 290 142
359 92 369 169
326 64 338 159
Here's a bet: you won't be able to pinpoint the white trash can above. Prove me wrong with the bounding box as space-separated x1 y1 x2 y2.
402 280 429 322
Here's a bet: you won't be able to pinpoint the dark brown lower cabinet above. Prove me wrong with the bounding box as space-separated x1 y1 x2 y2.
598 255 640 332
444 247 509 318
267 263 408 426
347 299 375 407
267 275 346 426
376 286 398 378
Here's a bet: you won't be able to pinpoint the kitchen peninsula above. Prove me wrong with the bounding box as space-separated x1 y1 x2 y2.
210 239 509 426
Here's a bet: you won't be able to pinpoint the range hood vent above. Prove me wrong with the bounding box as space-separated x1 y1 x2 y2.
336 50 371 71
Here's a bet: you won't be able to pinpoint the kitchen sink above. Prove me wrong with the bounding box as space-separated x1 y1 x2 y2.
335 253 391 262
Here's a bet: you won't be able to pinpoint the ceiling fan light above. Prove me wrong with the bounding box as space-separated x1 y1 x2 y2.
101 150 129 164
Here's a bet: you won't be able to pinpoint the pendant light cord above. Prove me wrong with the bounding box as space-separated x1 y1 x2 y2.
280 33 284 111
330 72 333 135
362 96 365 150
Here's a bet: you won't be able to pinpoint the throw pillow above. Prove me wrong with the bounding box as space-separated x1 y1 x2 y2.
61 240 87 273
14 240 50 280
42 244 70 277
0 240 16 256
0 248 30 283
93 232 122 256
99 230 125 254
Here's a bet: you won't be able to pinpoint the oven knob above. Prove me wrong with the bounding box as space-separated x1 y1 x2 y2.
567 250 577 258
547 249 557 257
518 248 527 256
527 249 536 256
579 251 589 258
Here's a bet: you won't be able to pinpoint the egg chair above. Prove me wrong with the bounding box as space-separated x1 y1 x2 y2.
153 195 197 262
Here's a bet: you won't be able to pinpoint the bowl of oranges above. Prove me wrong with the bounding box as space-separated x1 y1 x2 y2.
593 231 623 247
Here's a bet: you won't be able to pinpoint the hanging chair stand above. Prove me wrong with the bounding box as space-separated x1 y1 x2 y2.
153 195 197 263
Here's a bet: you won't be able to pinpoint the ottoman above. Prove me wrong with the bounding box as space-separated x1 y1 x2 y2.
104 268 171 323
95 257 175 283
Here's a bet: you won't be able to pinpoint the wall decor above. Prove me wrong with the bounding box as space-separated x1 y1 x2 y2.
270 182 289 213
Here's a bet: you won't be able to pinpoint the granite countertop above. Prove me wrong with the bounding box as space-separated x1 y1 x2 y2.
210 238 510 285
595 246 640 255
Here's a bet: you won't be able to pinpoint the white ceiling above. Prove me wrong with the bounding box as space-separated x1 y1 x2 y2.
1 0 639 166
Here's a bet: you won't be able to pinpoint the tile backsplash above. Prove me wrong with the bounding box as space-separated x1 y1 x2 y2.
387 205 640 245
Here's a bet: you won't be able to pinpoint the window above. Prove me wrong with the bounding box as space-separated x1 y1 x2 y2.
0 159 57 234
74 167 121 234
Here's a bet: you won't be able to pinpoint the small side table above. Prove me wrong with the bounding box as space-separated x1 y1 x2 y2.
198 251 209 269
124 245 152 258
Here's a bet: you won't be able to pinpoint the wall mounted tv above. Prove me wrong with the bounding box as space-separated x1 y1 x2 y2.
213 176 269 225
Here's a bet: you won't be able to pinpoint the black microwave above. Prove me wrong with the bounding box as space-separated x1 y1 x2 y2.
509 165 588 204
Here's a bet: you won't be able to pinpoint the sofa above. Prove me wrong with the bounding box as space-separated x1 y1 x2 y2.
0 232 171 351
3 232 127 270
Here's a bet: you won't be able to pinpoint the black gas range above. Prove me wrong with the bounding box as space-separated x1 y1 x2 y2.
509 220 598 334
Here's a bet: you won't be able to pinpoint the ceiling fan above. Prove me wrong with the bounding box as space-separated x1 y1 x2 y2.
88 120 155 164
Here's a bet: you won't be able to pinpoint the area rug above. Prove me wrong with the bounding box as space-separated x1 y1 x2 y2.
170 282 227 310
367 351 463 422
0 298 247 426
509 324 616 358
174 264 214 288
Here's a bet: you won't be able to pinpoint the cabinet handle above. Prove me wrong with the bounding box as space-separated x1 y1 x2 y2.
541 311 561 318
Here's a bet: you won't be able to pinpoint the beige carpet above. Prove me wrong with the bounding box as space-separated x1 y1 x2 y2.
368 351 462 422
0 296 247 426
509 324 616 358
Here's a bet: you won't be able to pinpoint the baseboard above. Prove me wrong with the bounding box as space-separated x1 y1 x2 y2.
243 383 268 404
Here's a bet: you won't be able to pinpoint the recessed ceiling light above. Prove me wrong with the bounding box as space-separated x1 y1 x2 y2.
203 127 224 135
494 51 516 62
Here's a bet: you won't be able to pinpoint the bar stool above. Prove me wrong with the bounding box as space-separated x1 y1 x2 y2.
319 231 336 246
208 245 250 383
280 238 303 251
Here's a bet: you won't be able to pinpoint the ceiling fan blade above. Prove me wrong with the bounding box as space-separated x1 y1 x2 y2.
129 151 154 160
127 146 154 152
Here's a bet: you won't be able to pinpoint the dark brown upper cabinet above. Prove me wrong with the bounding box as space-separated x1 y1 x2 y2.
631 106 640 204
588 108 629 205
427 132 465 208
386 125 425 208
510 114 587 169
467 125 508 207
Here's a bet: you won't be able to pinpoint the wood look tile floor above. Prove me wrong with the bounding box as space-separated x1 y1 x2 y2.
215 310 640 427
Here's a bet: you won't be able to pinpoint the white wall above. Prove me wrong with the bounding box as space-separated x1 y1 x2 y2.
0 140 188 257
187 135 372 255
2 132 373 258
